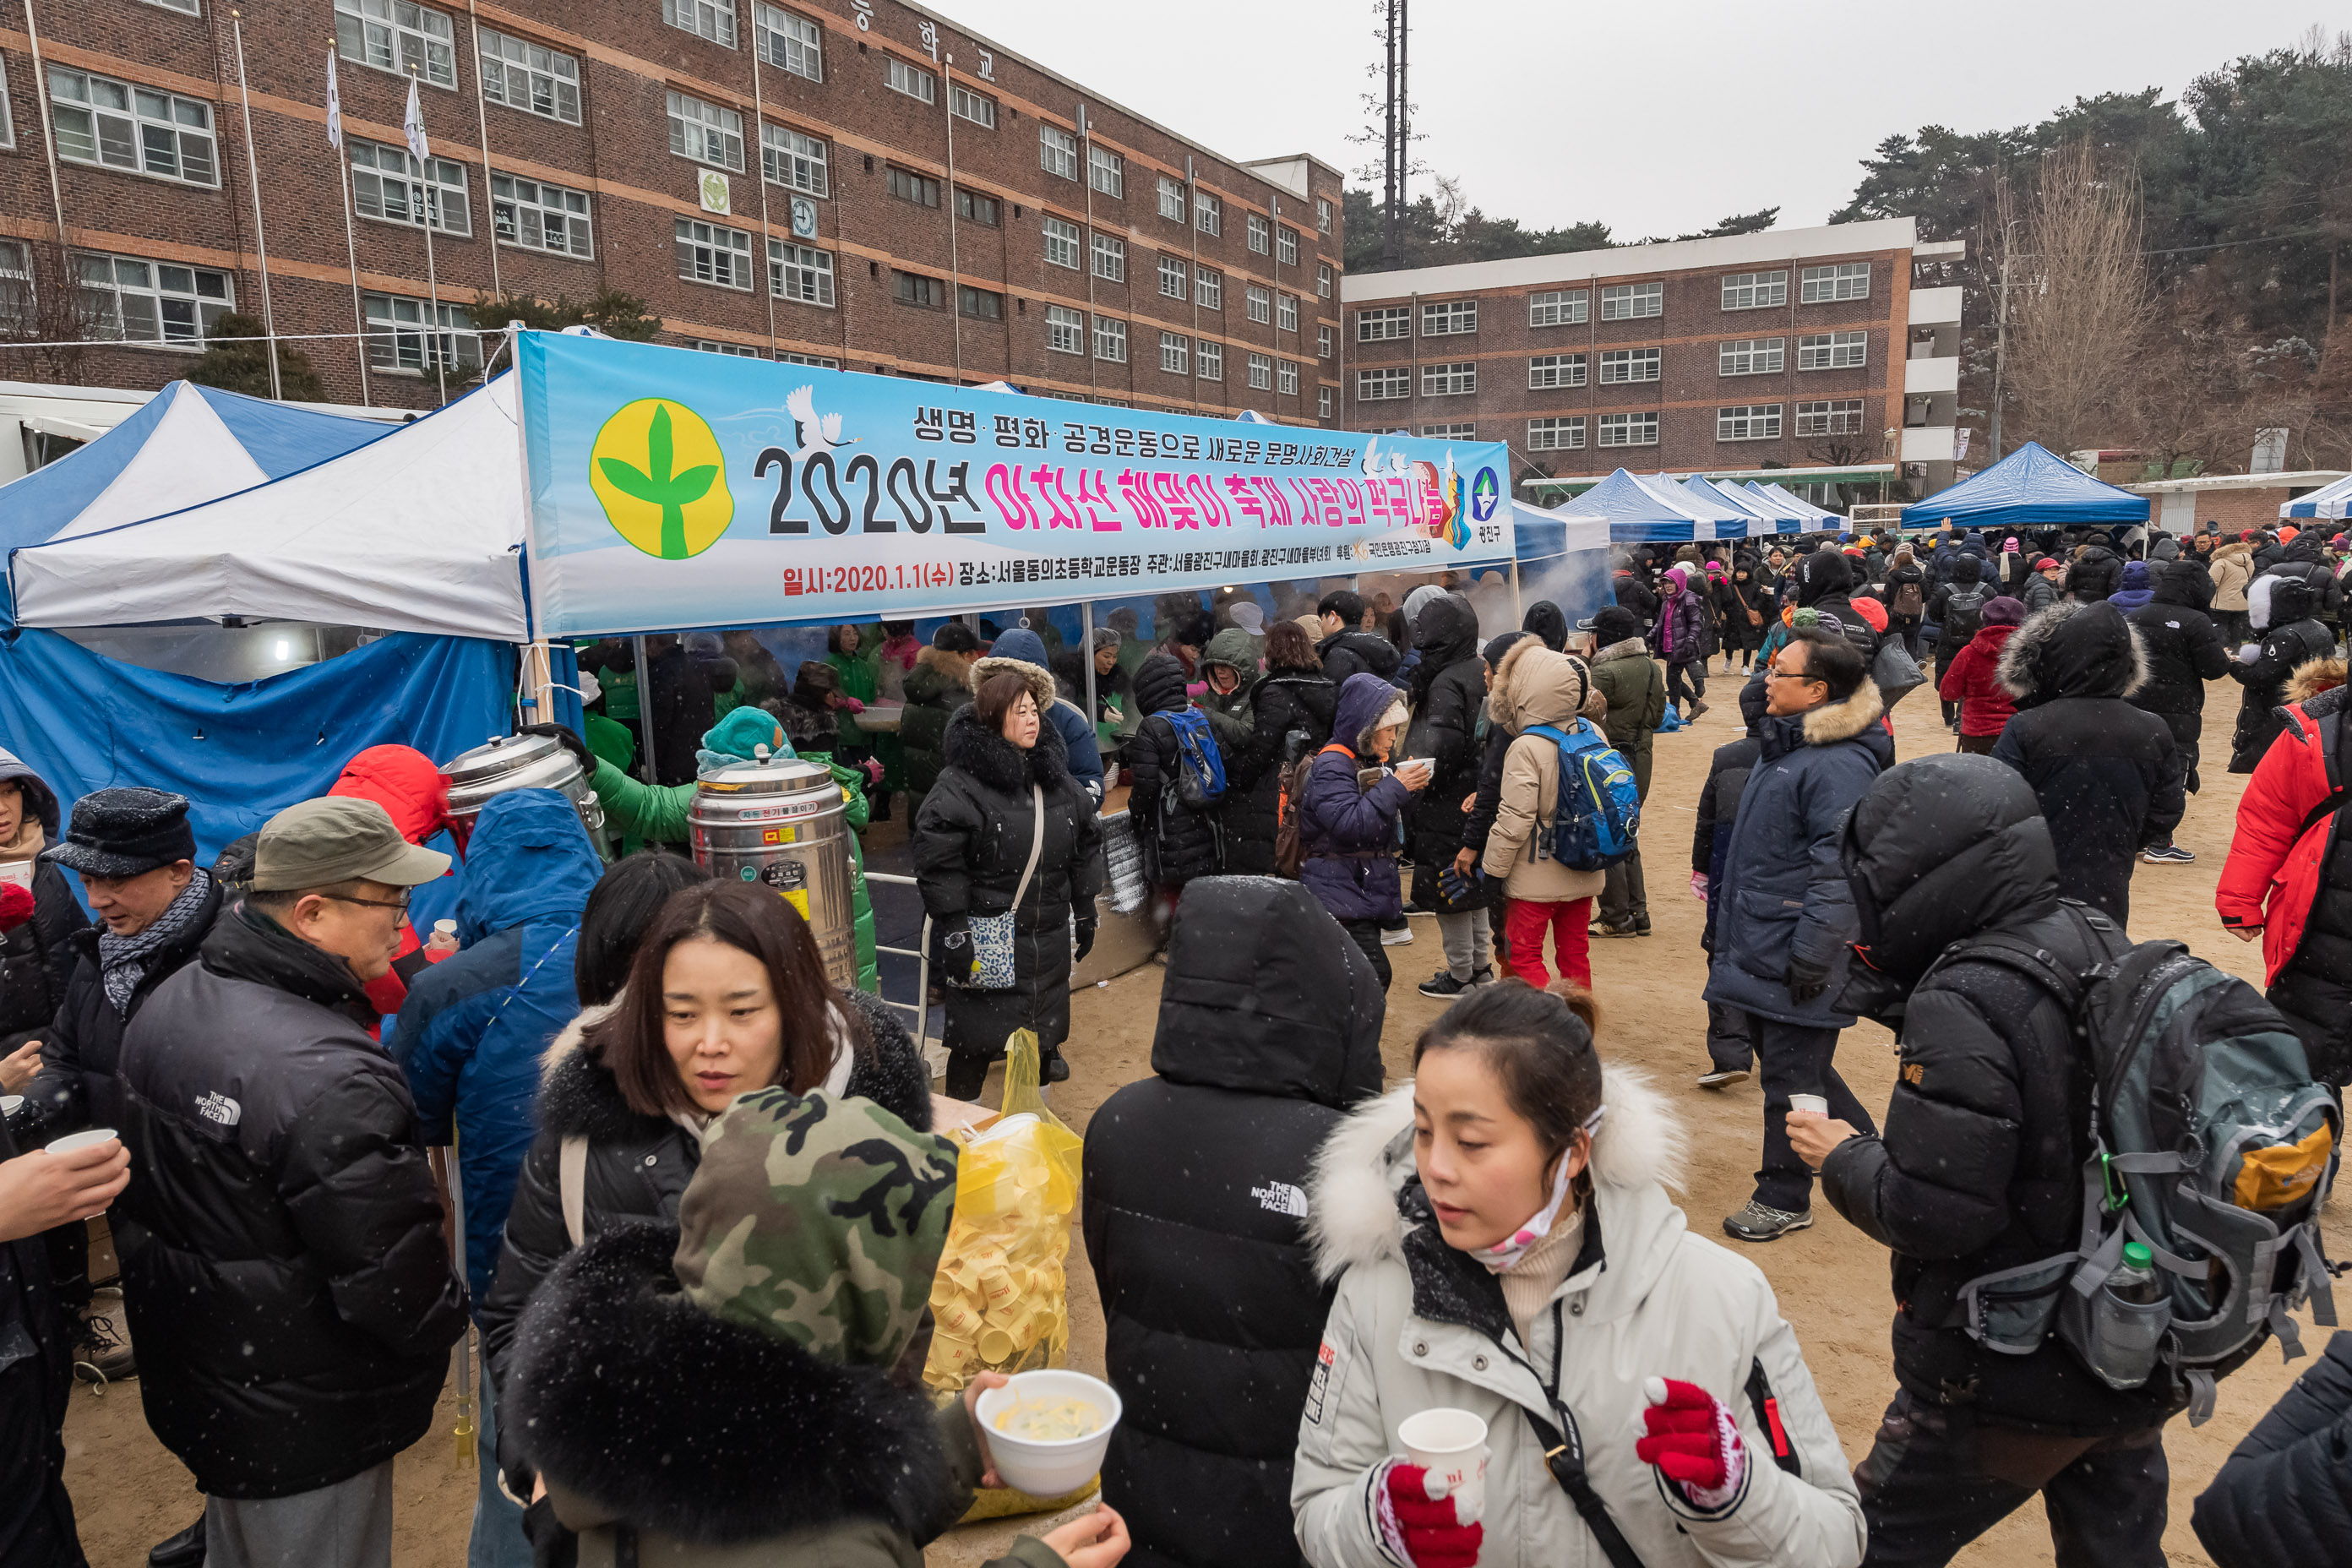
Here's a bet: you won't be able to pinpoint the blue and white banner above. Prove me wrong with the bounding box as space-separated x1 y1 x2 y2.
515 331 1513 637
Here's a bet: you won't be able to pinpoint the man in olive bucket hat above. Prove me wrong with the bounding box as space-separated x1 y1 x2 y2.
509 1086 1132 1568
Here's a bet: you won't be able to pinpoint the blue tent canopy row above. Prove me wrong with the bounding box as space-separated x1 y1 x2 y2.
2283 472 2352 520
1898 440 2148 531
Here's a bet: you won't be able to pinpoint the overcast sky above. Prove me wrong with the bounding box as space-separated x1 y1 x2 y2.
941 1 2335 239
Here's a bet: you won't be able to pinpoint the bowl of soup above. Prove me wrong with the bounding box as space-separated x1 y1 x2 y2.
972 1369 1121 1497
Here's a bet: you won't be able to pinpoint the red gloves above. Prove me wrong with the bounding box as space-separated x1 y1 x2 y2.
860 757 885 786
840 697 866 715
1635 1377 1747 1508
1381 1463 1483 1568
0 881 34 934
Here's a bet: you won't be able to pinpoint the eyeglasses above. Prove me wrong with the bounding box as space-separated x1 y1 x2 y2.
321 892 411 914
1761 668 1822 683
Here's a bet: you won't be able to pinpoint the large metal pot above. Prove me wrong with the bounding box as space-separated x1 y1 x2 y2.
440 732 612 860
689 754 858 991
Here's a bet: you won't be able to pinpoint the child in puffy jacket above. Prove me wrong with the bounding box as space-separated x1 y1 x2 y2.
1481 644 1605 989
1934 596 2027 754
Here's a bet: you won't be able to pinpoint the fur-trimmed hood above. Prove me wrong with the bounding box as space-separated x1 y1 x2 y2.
1590 636 1652 666
940 697 1075 795
1307 1064 1686 1284
1995 600 2150 705
2212 540 2253 562
1489 637 1608 731
507 1220 957 1548
2289 656 2349 707
966 655 1058 714
1797 675 1886 748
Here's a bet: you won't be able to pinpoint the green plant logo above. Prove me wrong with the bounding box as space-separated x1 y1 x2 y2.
589 399 733 559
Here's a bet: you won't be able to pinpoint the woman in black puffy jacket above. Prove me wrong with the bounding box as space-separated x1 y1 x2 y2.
1225 623 1336 875
2193 1331 2352 1568
1125 651 1225 893
1402 594 1492 998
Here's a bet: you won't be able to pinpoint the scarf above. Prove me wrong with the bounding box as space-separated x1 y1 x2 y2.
99 866 212 1015
0 818 42 864
1472 1103 1608 1273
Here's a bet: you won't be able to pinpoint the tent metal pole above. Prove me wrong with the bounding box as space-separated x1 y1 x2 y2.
633 634 659 783
1081 599 1098 772
1510 558 1523 627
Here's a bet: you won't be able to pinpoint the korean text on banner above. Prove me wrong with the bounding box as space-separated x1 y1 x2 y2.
514 331 1515 637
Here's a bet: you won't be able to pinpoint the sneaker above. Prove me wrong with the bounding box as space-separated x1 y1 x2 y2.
1418 971 1472 999
74 1299 134 1387
1381 923 1416 946
1633 917 1652 937
1722 1200 1813 1244
1590 918 1640 939
1467 966 1496 988
1696 1068 1750 1089
2142 842 2196 864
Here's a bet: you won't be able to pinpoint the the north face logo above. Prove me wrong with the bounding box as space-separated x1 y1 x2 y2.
1252 1180 1307 1218
195 1092 241 1126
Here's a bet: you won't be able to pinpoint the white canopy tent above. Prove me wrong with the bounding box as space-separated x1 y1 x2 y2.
11 375 530 641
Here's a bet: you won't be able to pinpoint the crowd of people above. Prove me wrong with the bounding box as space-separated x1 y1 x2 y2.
0 513 2349 1568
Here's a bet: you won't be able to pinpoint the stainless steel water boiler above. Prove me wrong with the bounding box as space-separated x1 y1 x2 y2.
440 732 612 860
689 752 858 990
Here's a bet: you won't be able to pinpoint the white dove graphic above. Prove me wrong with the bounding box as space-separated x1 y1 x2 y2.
785 383 857 455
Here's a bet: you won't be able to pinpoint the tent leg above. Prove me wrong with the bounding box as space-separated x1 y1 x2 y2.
520 639 553 727
1510 558 1524 629
633 634 658 784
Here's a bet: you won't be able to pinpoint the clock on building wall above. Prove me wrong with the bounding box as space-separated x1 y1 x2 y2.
792 198 818 238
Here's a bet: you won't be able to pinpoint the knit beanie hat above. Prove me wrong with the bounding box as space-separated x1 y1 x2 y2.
1591 606 1641 645
1981 596 2027 627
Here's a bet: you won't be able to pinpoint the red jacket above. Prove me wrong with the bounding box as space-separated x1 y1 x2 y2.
329 745 456 1021
1936 623 2021 738
2217 663 2350 983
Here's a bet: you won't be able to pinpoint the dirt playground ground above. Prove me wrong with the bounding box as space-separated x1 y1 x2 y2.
60 664 2344 1567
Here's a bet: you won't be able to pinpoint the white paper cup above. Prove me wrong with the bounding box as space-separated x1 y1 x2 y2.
1787 1094 1829 1118
0 1096 21 1118
1399 1408 1489 1521
43 1127 120 1156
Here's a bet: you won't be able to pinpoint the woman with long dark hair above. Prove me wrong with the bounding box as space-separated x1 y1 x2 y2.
1225 621 1336 875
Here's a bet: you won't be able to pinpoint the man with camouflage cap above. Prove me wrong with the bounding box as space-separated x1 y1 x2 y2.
508 1086 1131 1568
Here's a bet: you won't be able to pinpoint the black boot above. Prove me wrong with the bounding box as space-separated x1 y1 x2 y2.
150 1519 205 1568
870 789 892 822
1042 1047 1070 1084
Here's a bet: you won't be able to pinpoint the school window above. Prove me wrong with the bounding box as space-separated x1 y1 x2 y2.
667 91 743 172
362 292 480 371
958 285 1002 319
1317 263 1332 299
1794 398 1867 437
693 340 760 357
1039 124 1077 179
1600 281 1662 321
1157 175 1185 222
1719 270 1787 310
75 253 231 346
1233 351 1264 389
0 63 13 152
1092 233 1125 283
1357 367 1409 400
663 0 736 48
0 242 28 329
1530 289 1587 327
1422 299 1476 336
1528 416 1585 451
335 0 456 86
1157 255 1187 300
1318 198 1334 234
1598 411 1658 447
1319 385 1334 416
1357 305 1409 342
1246 213 1270 254
1598 347 1659 384
1800 262 1870 302
1797 330 1867 370
1093 315 1127 362
47 68 217 187
1318 324 1334 359
778 351 838 368
1716 404 1783 440
950 84 996 128
1088 145 1124 198
1277 226 1298 266
885 166 939 207
1158 331 1188 374
145 0 201 11
1195 190 1221 236
1195 269 1222 310
754 4 821 81
1528 353 1586 389
1277 359 1298 395
893 271 945 308
1045 304 1084 353
955 188 998 226
349 139 470 234
492 174 591 257
1422 422 1475 439
767 239 834 305
1245 286 1270 324
885 59 934 102
1277 294 1298 332
761 124 828 196
1719 337 1784 375
1043 216 1081 270
1422 361 1476 396
1196 340 1223 380
674 217 754 289
476 29 580 123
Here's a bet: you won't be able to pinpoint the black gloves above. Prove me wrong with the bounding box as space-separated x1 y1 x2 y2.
520 1494 578 1568
1783 957 1831 1006
521 722 594 775
1073 918 1097 962
928 915 976 985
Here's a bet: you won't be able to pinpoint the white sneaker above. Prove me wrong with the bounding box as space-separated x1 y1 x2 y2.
1380 923 1415 946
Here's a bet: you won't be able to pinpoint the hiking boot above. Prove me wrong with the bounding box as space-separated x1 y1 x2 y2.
1633 917 1652 936
1380 923 1415 946
1688 700 1711 721
2142 842 2196 864
148 1519 205 1568
1418 971 1473 999
1696 1068 1750 1089
74 1298 134 1387
1723 1200 1813 1243
1590 918 1640 939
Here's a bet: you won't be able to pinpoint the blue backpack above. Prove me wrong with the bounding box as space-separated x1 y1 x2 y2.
1524 721 1641 871
1164 708 1228 808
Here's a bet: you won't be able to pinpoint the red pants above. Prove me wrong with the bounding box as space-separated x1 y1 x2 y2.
1503 896 1592 989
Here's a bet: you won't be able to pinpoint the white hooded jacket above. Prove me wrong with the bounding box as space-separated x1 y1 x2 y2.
1291 1067 1865 1568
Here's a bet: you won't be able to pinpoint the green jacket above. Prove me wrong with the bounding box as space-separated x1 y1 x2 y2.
592 757 879 993
1587 638 1667 799
1197 627 1260 754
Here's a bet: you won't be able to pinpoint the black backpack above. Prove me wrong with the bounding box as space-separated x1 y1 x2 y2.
1941 585 1989 649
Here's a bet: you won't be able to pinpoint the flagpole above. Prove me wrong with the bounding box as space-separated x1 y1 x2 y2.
230 12 281 400
327 44 372 406
407 67 447 406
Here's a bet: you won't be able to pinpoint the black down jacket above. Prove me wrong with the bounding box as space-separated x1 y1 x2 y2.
912 700 1104 1059
899 645 977 800
1990 602 2184 925
0 1103 76 1567
479 988 931 1492
1825 754 2186 1435
2125 564 2230 715
2066 543 2124 603
1126 652 1225 888
112 904 470 1498
1226 667 1337 876
1315 628 1400 687
1081 879 1385 1568
2192 1329 2352 1568
2231 579 2335 773
0 751 81 1052
1402 596 1489 910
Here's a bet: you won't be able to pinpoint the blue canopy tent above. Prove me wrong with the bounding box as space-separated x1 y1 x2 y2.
1577 468 1729 542
2282 472 2352 520
1696 479 1799 534
1899 440 2148 531
1657 476 1756 537
1748 482 1843 535
1511 502 1613 628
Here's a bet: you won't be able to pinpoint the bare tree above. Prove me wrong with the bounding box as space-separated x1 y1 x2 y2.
2001 141 2151 456
0 239 104 384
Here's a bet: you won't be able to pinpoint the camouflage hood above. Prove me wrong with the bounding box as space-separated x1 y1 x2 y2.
675 1086 959 1368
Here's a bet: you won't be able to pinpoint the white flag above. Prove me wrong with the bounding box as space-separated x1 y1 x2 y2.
402 75 429 166
325 50 343 150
